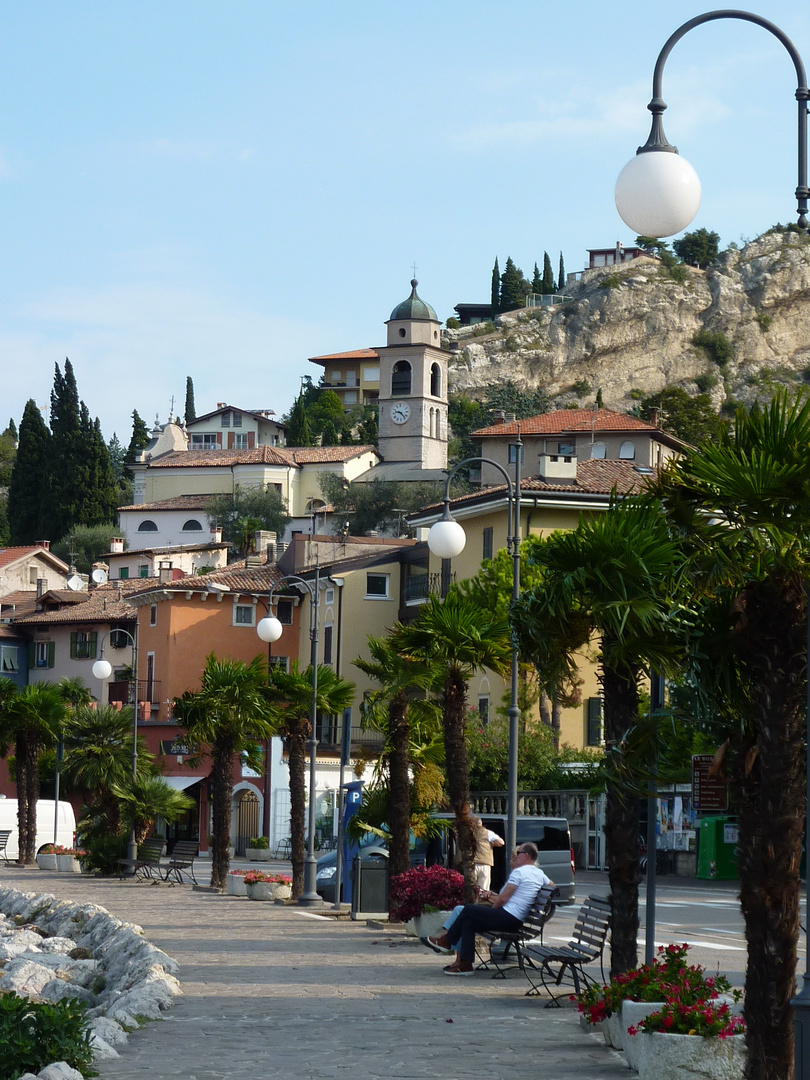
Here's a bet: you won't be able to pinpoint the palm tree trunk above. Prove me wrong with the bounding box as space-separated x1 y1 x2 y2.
733 576 805 1080
23 741 40 866
210 736 236 890
15 735 29 867
387 695 411 880
287 717 307 899
602 660 641 978
443 671 477 901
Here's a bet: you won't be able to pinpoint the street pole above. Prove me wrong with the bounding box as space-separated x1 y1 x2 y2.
300 564 321 905
505 430 522 858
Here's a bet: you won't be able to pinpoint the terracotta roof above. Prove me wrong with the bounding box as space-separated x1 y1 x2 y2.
12 580 155 625
309 348 379 364
288 445 376 464
0 623 25 640
0 546 69 571
146 446 298 468
472 408 667 438
117 494 219 512
0 591 40 619
129 559 282 599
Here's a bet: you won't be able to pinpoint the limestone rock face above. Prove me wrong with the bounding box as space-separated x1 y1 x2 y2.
447 233 810 412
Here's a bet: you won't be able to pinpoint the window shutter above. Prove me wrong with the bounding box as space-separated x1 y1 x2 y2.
28 642 35 669
227 432 235 449
217 432 222 447
587 697 603 746
70 632 78 660
248 431 255 448
47 642 55 668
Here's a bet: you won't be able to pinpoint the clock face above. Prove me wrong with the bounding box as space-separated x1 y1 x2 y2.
391 402 411 424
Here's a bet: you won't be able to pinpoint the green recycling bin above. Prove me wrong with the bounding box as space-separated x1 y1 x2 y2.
696 816 738 880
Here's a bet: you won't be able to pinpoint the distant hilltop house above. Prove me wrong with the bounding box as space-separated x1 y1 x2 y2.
586 243 649 269
185 404 286 450
308 348 380 409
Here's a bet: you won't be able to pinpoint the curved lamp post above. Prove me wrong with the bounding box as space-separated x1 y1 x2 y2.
615 10 809 237
428 437 522 856
92 628 139 872
257 568 322 906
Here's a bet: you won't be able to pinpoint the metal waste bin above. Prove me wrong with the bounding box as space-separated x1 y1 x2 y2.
351 852 389 915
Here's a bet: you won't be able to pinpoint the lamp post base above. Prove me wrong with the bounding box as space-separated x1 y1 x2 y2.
297 855 322 906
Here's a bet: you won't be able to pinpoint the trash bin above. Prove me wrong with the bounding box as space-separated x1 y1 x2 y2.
351 852 389 915
696 816 738 879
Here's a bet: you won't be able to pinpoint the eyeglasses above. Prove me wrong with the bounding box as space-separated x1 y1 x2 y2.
513 849 529 857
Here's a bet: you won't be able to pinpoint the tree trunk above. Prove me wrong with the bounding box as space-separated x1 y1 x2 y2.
15 736 29 866
210 736 236 890
443 670 477 901
602 660 641 978
23 740 40 865
387 695 411 880
287 717 308 899
733 576 805 1080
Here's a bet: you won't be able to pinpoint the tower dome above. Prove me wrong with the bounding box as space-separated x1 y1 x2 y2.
389 279 438 322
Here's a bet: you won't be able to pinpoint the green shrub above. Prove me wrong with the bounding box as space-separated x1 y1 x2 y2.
0 993 95 1078
756 312 773 332
598 274 622 289
571 379 591 397
248 836 269 849
445 317 461 330
694 372 718 393
628 388 644 401
76 828 128 875
694 329 735 365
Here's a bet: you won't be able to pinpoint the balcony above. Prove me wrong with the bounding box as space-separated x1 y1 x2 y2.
108 679 162 710
316 717 385 752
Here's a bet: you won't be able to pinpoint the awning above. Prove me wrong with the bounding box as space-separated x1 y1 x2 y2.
161 776 204 791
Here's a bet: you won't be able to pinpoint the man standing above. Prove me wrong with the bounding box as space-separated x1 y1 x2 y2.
425 843 552 975
473 816 505 890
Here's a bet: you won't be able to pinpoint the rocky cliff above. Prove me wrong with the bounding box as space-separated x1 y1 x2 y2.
446 231 810 414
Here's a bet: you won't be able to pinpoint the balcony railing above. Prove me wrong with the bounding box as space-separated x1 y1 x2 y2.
316 717 385 752
108 679 162 709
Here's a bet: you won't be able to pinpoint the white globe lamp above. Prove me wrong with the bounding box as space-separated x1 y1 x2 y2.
92 658 113 681
257 615 283 643
428 517 467 560
615 150 701 238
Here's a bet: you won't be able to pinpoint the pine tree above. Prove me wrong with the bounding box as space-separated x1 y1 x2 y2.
541 252 555 294
490 258 500 318
184 377 196 425
531 263 543 295
49 359 84 540
499 257 524 313
7 400 51 543
126 410 151 463
107 433 126 486
558 252 566 292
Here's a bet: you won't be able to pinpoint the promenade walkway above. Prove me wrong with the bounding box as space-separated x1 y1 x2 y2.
0 865 629 1080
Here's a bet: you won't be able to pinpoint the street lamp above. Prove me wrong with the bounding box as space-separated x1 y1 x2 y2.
616 10 810 1068
257 567 322 906
615 10 809 237
427 435 522 856
92 628 139 872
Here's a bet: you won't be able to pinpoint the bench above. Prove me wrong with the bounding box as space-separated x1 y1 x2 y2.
476 883 559 978
0 830 11 866
117 837 166 881
161 840 199 885
517 893 611 1006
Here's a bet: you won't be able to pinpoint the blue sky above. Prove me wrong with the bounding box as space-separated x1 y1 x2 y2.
2 0 809 442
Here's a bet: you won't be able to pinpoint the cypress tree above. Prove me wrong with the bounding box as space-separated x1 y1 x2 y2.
499 257 524 313
558 251 566 292
286 393 313 447
531 263 543 295
7 400 51 543
126 410 151 463
6 418 17 442
541 252 555 294
184 376 197 424
81 414 118 525
490 258 500 318
49 359 84 540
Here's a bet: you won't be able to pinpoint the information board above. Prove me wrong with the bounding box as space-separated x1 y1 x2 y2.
691 754 728 812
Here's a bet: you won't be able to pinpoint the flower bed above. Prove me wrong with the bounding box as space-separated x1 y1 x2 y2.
388 865 465 922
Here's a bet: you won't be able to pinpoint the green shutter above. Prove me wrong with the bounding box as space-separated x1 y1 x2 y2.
89 632 98 659
47 641 55 668
70 632 78 659
28 642 35 669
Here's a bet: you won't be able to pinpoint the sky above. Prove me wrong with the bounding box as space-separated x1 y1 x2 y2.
1 0 809 443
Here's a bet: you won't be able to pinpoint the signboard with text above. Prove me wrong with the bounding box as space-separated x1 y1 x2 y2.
160 739 198 757
691 754 728 812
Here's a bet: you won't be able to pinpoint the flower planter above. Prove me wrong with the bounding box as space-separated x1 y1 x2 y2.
245 847 272 862
602 1011 624 1050
36 853 58 870
636 1031 745 1080
621 1002 664 1071
227 874 248 896
246 881 292 901
412 910 452 940
56 854 82 873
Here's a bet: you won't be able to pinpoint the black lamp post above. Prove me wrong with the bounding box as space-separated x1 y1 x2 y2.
258 569 322 905
427 436 522 855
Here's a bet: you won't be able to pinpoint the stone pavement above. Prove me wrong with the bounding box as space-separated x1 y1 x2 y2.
0 866 629 1080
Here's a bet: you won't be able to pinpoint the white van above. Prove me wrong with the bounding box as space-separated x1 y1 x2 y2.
0 797 76 859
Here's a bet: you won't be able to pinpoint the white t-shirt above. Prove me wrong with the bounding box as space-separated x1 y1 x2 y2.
501 864 550 921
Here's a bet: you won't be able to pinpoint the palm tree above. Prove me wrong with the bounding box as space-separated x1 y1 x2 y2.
266 663 355 899
655 392 810 1080
173 654 278 890
111 775 196 845
355 635 440 878
56 676 92 709
392 592 511 900
0 683 66 864
511 496 687 976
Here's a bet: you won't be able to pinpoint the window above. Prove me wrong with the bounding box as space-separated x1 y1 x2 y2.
110 625 130 649
323 624 333 666
482 527 493 562
221 411 231 427
508 444 525 464
268 656 289 673
234 604 255 626
182 519 203 531
324 587 335 605
557 441 575 457
366 573 389 598
363 365 380 382
589 441 607 459
478 696 490 725
1 646 19 673
619 440 636 460
191 433 219 449
277 599 294 625
232 411 242 428
29 566 38 584
587 697 603 746
233 433 249 449
430 363 441 397
138 564 149 578
34 641 55 669
391 360 411 396
138 520 158 532
150 605 157 627
69 632 97 660
119 567 129 579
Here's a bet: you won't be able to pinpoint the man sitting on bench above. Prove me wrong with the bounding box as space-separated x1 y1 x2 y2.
424 842 552 975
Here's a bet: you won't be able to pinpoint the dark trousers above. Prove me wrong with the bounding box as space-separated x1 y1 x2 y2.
444 904 522 962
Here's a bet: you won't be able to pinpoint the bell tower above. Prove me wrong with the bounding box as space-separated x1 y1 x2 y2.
376 279 449 469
